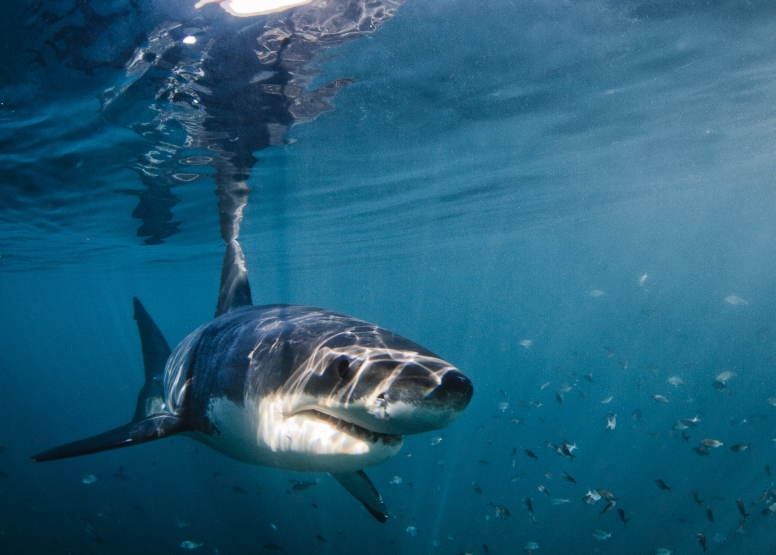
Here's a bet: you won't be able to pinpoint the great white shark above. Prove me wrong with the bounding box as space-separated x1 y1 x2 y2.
32 253 472 521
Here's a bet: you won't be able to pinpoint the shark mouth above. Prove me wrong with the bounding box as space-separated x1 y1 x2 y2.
296 410 403 447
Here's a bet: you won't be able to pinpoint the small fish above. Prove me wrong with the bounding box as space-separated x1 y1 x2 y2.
544 472 554 479
632 409 644 421
525 449 539 460
406 526 418 537
600 500 616 515
597 489 616 501
232 486 249 494
585 489 602 503
694 445 710 456
654 479 671 491
472 482 483 494
509 418 523 424
530 400 542 408
700 439 723 448
81 475 98 485
697 533 707 553
290 480 317 491
652 549 672 555
478 460 491 466
673 420 688 431
483 544 490 554
639 273 648 286
752 491 768 506
430 436 442 446
716 371 736 383
555 392 564 406
590 529 612 540
490 504 510 520
767 398 776 407
706 506 714 522
541 381 551 390
519 339 533 348
584 374 594 383
712 381 730 392
680 416 700 427
391 476 403 485
112 466 131 481
315 535 327 542
589 290 606 298
667 376 683 387
767 464 772 477
582 494 597 505
176 519 189 529
524 542 539 551
729 444 749 452
537 485 550 497
561 472 577 484
723 295 748 306
507 474 523 483
606 414 617 431
524 497 534 513
619 359 628 370
262 543 283 551
736 499 749 519
653 394 669 403
692 490 704 506
180 541 203 550
497 402 509 412
601 395 614 404
617 508 628 527
551 498 571 505
682 431 690 443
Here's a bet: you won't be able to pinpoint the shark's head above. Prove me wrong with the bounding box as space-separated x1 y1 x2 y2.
255 323 473 470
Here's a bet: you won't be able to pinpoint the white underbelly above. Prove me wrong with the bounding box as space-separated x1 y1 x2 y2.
193 397 402 473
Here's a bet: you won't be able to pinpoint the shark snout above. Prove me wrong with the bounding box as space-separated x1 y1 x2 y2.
423 370 473 412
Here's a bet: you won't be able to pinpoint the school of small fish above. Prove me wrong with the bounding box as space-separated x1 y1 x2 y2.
473 287 774 555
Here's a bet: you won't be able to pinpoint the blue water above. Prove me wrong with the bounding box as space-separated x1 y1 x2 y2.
3 0 776 553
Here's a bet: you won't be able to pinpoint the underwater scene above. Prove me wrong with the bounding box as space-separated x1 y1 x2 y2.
2 0 776 554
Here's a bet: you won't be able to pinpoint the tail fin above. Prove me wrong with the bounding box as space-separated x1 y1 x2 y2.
31 298 185 463
31 415 186 462
132 297 170 422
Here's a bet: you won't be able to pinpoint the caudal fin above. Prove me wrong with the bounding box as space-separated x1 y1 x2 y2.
31 414 187 462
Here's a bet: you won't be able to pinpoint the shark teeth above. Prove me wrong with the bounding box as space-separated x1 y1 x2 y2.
297 410 402 446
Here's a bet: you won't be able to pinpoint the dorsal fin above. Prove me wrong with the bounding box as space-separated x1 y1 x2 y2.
132 298 171 422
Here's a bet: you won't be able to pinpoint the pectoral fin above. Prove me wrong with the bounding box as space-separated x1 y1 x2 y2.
330 470 388 523
31 414 186 462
